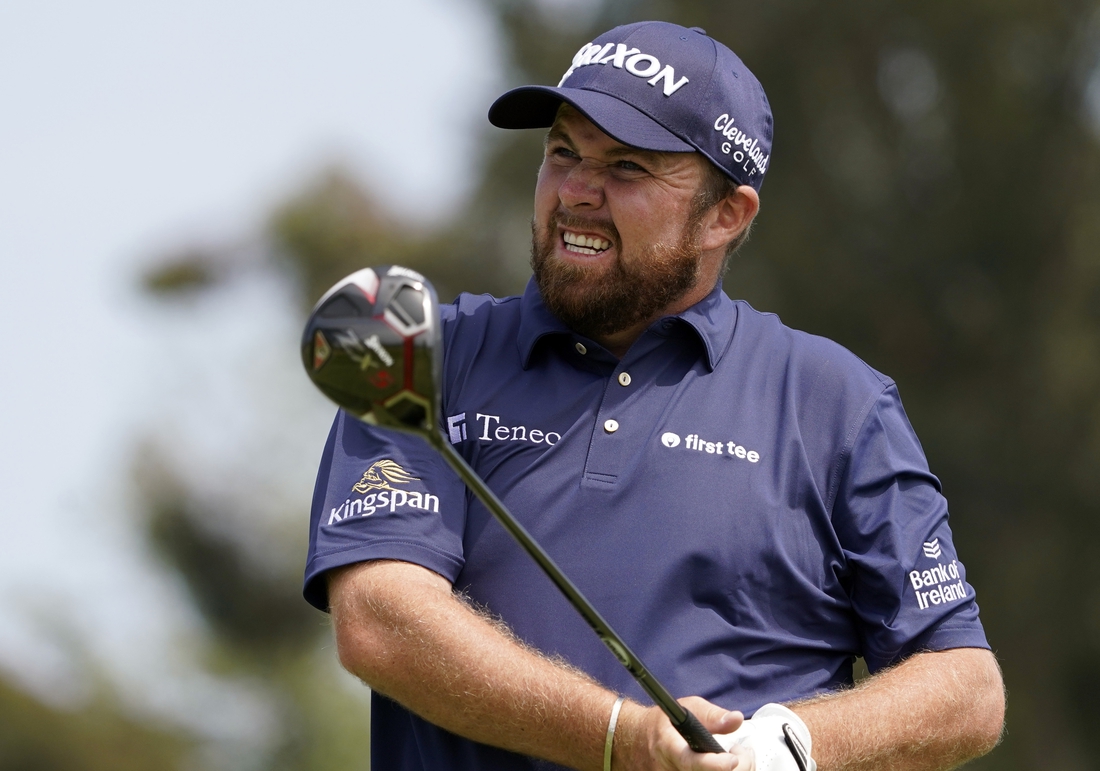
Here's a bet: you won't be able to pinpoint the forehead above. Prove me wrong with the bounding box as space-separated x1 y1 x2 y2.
547 104 703 172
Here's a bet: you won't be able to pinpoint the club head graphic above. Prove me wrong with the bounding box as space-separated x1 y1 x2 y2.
301 266 441 436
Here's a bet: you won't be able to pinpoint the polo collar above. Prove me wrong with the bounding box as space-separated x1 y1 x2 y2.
516 278 738 371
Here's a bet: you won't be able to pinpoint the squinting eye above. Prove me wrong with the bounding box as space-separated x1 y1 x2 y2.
617 160 646 172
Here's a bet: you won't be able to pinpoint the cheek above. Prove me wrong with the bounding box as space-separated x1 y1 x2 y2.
533 165 560 218
605 191 667 241
609 186 693 242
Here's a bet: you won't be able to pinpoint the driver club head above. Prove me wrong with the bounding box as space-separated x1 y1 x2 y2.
301 265 441 436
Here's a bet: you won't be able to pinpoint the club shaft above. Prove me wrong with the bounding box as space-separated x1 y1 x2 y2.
428 432 725 754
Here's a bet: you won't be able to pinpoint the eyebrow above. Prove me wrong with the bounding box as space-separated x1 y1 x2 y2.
544 125 575 150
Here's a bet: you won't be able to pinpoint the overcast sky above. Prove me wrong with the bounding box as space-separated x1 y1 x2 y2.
0 0 502 738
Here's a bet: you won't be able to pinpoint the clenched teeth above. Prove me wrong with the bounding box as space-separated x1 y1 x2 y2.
563 231 611 255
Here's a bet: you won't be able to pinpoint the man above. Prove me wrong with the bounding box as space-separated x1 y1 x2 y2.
303 21 1004 771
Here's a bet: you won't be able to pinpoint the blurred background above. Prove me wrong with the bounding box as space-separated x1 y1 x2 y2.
1 0 1098 768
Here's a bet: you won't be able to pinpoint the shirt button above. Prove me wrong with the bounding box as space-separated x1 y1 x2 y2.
575 342 587 355
617 372 631 387
603 419 619 434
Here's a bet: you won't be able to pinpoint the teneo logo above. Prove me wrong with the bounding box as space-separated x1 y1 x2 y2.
559 41 689 96
327 459 439 525
909 559 967 611
450 412 561 446
447 413 468 444
712 114 769 178
659 432 760 463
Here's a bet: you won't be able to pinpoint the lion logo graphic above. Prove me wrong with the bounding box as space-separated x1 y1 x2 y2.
352 459 420 494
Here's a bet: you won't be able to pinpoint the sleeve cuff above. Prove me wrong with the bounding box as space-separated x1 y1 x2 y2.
303 540 465 611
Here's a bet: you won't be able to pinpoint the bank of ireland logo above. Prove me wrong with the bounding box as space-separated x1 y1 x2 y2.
661 432 681 448
352 459 419 494
909 538 966 611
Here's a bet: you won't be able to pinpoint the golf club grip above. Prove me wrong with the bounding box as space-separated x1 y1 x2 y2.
676 709 727 754
431 436 726 755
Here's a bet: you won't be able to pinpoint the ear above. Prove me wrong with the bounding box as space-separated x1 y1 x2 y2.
698 185 760 253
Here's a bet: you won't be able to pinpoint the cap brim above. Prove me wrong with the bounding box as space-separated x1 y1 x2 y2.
488 86 695 153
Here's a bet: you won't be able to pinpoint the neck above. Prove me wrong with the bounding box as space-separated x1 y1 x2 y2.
592 273 721 359
595 324 649 359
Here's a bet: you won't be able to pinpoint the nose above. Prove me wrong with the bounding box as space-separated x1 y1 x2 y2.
558 159 606 211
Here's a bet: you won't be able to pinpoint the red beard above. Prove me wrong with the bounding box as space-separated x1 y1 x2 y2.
530 209 704 341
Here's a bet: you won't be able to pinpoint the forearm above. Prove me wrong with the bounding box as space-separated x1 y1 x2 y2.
791 648 1005 771
329 560 617 770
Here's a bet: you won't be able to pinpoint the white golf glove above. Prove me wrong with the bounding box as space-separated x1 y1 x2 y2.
715 703 816 771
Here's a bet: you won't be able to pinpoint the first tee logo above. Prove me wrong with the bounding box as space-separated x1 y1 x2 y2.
327 459 439 525
659 431 760 463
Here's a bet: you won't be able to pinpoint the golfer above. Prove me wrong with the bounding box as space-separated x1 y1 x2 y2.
303 20 1004 771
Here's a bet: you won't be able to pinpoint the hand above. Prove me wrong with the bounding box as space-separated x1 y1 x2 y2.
714 704 815 771
613 697 755 770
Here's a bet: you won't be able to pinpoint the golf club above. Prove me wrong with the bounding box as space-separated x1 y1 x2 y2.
301 265 726 755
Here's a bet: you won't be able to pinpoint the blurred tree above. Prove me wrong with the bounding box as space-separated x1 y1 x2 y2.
0 676 188 770
130 441 373 770
138 0 1100 769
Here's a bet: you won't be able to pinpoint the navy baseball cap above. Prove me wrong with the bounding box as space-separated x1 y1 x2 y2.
489 21 773 191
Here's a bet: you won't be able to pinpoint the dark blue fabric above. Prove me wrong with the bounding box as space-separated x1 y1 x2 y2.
304 279 989 770
489 21 773 190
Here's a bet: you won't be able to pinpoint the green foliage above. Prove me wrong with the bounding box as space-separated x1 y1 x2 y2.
141 249 223 297
146 491 321 657
270 170 439 308
133 451 372 769
0 677 188 771
269 165 537 308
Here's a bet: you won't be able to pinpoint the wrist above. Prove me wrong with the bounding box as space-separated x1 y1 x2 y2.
605 701 650 771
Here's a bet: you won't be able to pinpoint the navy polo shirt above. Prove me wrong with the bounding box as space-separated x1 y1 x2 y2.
303 279 989 771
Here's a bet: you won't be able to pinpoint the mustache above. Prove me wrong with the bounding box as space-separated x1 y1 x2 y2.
548 210 622 251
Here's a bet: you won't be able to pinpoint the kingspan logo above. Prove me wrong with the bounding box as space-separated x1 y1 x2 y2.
559 41 690 96
327 459 439 525
352 459 417 493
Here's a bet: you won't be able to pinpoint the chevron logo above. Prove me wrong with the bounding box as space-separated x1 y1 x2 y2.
922 539 942 559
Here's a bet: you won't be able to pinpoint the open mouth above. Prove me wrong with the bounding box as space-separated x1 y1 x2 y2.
562 230 612 256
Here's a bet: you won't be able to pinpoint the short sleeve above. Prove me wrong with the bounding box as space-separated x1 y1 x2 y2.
302 409 468 611
833 385 989 672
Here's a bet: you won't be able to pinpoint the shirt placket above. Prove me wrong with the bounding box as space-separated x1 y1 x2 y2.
580 330 681 489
